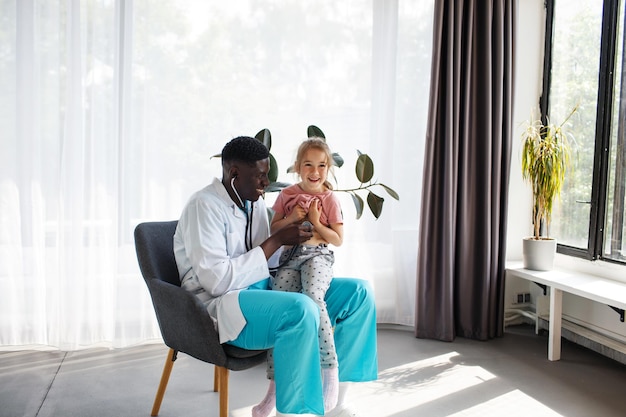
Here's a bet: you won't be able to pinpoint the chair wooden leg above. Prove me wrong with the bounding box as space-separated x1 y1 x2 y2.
213 365 220 392
216 366 229 417
151 348 177 416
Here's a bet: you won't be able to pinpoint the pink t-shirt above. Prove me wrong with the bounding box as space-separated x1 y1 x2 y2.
272 184 343 226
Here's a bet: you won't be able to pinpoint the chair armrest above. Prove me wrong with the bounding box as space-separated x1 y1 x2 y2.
148 279 228 366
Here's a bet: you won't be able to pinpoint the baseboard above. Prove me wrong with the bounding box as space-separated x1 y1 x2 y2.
376 323 414 332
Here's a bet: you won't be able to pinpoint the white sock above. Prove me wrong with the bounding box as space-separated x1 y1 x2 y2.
319 383 356 417
252 380 276 417
322 367 339 412
337 382 351 407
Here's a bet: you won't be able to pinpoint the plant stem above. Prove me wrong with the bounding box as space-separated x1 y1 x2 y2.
558 103 579 128
335 183 377 193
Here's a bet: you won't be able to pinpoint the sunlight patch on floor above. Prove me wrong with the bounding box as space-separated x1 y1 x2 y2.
447 389 563 416
348 351 496 415
231 350 563 417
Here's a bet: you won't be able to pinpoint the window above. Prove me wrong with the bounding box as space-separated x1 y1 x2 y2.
543 0 626 263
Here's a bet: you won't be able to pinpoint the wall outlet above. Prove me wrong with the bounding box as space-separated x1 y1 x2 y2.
514 292 531 304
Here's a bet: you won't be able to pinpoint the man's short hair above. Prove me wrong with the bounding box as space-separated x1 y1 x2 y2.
221 136 269 163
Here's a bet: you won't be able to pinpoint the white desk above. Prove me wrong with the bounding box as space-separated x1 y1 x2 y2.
506 262 626 360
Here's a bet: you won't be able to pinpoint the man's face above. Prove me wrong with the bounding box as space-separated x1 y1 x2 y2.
235 158 270 202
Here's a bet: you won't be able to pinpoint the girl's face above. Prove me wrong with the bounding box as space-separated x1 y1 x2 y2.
297 148 329 193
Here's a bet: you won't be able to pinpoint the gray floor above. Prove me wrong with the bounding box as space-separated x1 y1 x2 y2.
2 325 625 417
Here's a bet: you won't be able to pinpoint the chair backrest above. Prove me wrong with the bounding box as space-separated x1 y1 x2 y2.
134 220 268 369
135 220 230 364
134 221 180 287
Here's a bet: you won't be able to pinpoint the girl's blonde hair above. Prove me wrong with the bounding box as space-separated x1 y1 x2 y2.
294 137 334 190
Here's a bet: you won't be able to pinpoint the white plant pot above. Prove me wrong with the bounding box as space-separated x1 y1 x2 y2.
522 237 557 271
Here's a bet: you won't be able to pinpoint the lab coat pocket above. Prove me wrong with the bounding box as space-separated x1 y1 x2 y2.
225 231 244 256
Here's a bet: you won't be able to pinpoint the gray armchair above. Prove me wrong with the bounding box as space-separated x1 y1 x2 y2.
134 221 267 417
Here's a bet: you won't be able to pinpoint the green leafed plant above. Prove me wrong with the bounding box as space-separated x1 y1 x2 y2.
521 105 578 239
256 125 399 219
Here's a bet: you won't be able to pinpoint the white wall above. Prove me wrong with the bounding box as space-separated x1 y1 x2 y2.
507 0 626 344
505 0 543 309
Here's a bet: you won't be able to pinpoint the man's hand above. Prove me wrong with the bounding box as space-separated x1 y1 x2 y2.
276 222 313 246
260 222 313 260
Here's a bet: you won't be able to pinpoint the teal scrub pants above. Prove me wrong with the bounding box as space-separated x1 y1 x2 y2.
228 277 378 415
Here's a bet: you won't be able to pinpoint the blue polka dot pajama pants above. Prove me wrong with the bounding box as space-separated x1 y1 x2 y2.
267 244 337 378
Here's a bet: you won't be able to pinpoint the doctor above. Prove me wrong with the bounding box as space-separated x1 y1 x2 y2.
173 136 377 417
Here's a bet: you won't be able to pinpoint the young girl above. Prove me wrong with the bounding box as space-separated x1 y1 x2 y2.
252 137 344 417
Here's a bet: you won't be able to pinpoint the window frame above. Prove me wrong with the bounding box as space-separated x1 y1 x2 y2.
541 0 623 263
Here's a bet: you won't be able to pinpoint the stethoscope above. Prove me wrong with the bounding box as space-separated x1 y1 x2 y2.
231 176 254 251
230 176 313 271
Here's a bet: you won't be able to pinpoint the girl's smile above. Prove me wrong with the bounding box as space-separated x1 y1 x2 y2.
297 148 329 193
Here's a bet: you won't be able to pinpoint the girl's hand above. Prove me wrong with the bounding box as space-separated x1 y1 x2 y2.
308 198 322 225
270 205 307 234
288 205 307 223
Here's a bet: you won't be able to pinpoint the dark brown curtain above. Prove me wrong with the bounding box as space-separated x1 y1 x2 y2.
415 0 516 341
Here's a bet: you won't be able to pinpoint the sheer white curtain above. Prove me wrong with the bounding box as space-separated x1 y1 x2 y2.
1 0 433 350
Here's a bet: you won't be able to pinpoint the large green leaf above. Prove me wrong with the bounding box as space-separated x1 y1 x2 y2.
379 183 400 200
367 191 384 219
332 152 344 168
255 128 272 150
350 192 364 220
268 153 279 183
355 153 374 183
307 125 326 139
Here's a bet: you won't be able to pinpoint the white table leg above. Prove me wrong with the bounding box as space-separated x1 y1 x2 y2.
548 288 563 361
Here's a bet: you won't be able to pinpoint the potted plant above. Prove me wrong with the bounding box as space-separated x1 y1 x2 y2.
520 105 577 270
